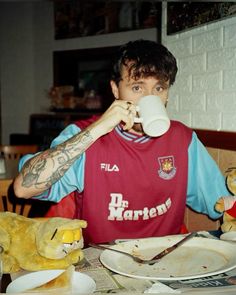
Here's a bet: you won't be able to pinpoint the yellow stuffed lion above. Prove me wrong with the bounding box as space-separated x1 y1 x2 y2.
0 212 87 273
215 167 236 232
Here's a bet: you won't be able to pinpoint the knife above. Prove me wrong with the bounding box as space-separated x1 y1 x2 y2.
144 232 196 265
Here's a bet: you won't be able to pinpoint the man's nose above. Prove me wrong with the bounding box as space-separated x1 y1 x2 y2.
143 90 155 96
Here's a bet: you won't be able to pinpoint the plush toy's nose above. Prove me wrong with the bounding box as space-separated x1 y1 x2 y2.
62 230 74 244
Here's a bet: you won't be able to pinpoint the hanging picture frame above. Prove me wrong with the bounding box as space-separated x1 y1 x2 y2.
54 1 162 40
167 2 236 35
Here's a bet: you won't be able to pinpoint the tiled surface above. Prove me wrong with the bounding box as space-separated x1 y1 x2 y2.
218 149 236 177
207 147 236 177
185 147 235 232
162 2 236 131
184 208 221 232
162 2 236 232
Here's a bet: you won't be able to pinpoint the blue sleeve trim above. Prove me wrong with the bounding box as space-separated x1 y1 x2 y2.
187 132 229 219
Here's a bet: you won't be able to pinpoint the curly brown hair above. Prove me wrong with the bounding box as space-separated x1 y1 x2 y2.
111 39 178 86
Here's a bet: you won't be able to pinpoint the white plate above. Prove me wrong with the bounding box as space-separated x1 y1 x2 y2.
220 231 236 241
6 270 96 293
72 272 96 294
100 236 236 281
6 269 65 293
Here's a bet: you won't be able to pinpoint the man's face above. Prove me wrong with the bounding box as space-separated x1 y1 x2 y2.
111 65 170 134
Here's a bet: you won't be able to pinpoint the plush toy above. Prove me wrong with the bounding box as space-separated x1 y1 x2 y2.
215 167 236 232
0 212 87 273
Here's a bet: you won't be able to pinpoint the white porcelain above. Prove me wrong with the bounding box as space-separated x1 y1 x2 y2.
100 236 236 281
220 231 236 242
6 269 64 293
134 95 170 137
6 270 96 293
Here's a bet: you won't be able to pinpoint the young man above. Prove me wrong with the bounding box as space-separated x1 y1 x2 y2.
14 40 228 244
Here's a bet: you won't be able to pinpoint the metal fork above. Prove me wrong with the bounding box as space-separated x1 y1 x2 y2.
89 232 195 265
89 242 145 263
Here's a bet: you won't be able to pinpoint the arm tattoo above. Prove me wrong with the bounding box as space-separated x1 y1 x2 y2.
21 129 93 190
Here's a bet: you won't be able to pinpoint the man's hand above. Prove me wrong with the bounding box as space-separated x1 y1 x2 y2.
89 100 137 139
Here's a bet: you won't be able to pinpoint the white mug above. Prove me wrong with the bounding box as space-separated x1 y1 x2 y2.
134 95 170 137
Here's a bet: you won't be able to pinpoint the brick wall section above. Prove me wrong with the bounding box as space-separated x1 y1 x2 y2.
161 5 236 231
162 3 236 131
162 3 236 230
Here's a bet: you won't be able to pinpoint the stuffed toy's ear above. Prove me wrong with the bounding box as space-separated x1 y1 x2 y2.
215 196 236 213
214 167 236 232
226 167 236 195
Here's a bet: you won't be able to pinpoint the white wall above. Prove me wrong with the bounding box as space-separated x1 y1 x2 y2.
0 2 236 144
0 3 35 144
162 3 236 131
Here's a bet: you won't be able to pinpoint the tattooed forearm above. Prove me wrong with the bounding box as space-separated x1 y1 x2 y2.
21 129 93 189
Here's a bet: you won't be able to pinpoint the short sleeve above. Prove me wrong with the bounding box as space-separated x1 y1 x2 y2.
186 132 229 219
18 124 86 202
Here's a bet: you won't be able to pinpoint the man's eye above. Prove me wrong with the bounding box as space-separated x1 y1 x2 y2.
156 86 164 92
132 85 141 92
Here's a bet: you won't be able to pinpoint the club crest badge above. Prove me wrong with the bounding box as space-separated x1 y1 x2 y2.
158 156 176 180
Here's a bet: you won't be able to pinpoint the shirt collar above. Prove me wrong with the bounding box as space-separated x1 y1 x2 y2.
115 124 151 144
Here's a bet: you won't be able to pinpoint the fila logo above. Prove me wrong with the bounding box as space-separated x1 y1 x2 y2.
100 163 119 172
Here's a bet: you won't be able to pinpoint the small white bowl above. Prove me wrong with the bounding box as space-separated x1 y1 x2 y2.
220 231 236 242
